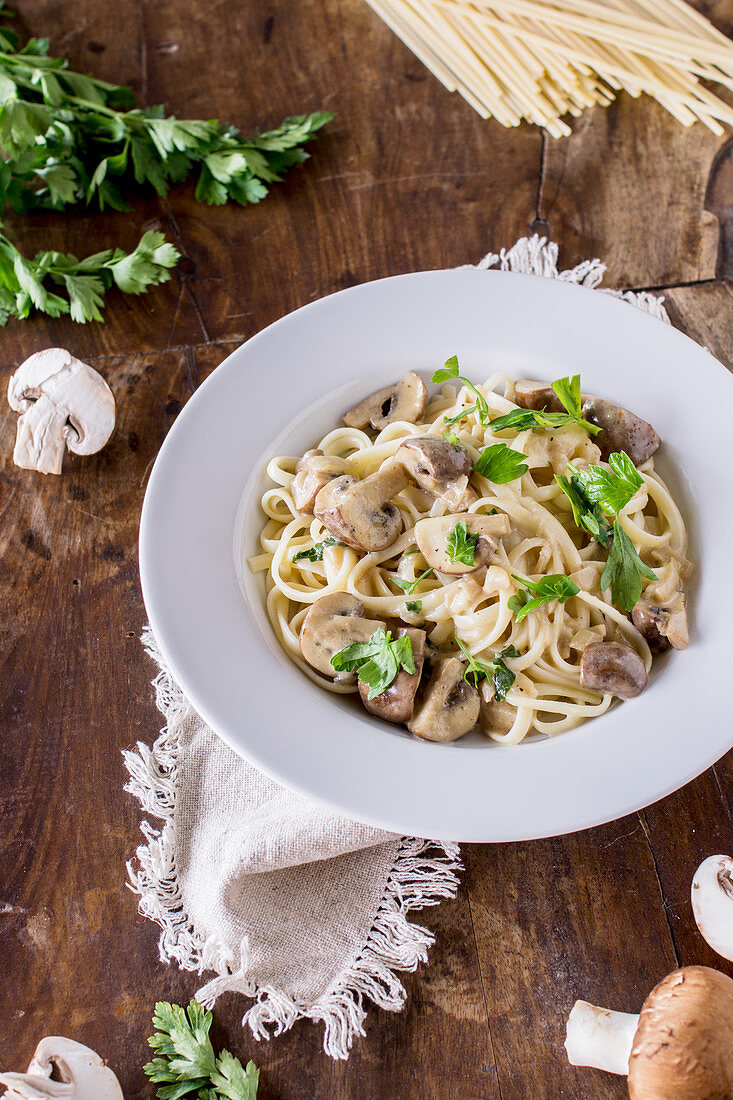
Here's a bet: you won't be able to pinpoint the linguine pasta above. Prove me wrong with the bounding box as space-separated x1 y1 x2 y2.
250 371 690 745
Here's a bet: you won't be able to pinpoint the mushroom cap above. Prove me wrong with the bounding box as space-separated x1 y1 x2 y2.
415 512 510 575
343 372 428 430
314 460 409 552
8 348 115 455
579 640 648 699
513 379 564 412
628 966 733 1100
407 657 480 742
581 397 660 465
358 627 425 723
299 592 385 676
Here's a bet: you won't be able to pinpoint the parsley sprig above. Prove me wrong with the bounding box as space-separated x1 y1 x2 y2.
474 442 528 483
144 1000 259 1100
566 451 643 515
455 637 520 700
489 374 601 436
292 536 343 563
393 567 434 595
555 471 613 546
601 519 657 612
432 355 490 425
446 520 479 566
508 573 579 621
331 628 416 699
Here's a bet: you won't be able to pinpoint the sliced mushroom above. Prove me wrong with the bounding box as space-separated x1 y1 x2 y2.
314 459 409 552
632 595 688 653
579 640 648 699
580 397 660 465
292 449 350 514
408 657 480 742
7 348 116 475
480 696 517 735
0 1036 123 1099
415 512 510 575
513 379 564 412
343 372 428 430
299 593 385 676
358 627 425 723
397 436 474 509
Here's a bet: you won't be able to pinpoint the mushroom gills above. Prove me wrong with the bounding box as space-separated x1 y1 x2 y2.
292 449 350 514
299 593 385 676
415 511 510 575
358 627 426 723
0 1036 123 1100
314 460 409 552
343 371 428 430
407 657 480 742
632 597 688 653
579 641 647 699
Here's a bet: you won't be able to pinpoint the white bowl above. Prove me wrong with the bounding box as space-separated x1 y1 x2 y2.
139 269 733 842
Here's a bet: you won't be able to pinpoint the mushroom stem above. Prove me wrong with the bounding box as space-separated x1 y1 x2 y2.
14 393 68 475
565 1000 638 1075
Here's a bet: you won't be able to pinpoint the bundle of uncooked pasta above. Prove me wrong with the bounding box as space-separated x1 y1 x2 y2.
365 0 733 136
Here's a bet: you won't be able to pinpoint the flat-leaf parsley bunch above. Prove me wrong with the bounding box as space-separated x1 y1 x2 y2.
0 5 332 323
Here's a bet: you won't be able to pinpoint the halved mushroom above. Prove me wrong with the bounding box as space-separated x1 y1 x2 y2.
579 641 648 699
299 593 385 676
632 598 688 653
7 348 116 475
514 379 564 412
292 449 350 514
358 627 425 723
343 372 428 430
692 854 733 962
580 397 660 465
314 460 409 552
415 512 510 575
0 1036 123 1099
407 657 480 742
397 436 474 509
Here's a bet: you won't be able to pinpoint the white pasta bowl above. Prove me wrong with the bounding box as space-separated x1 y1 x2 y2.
139 269 733 841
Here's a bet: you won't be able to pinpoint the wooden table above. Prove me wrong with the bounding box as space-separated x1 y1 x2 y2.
1 1 732 1096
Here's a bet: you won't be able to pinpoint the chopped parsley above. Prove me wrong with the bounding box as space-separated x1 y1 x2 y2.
444 404 477 426
455 637 521 701
405 600 423 613
473 442 528 483
292 536 343 563
331 628 416 699
431 355 490 425
444 431 462 446
446 520 479 566
393 567 434 595
508 573 580 622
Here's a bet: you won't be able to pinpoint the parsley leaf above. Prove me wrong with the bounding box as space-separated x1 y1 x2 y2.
508 573 580 622
331 628 416 699
555 472 613 546
455 637 520 700
474 442 528 483
431 355 490 425
446 520 479 566
144 1000 259 1099
393 567 434 595
292 536 343 563
405 600 422 613
490 374 601 436
600 519 657 612
444 404 476 425
567 452 643 515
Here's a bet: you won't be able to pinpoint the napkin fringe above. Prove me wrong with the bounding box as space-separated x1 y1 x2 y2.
125 628 461 1059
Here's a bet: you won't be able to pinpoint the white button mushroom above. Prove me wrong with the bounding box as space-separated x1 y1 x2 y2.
407 657 480 742
0 1036 123 1099
314 460 410 552
565 966 733 1098
343 372 428 430
396 436 474 509
292 449 350 515
691 854 733 962
579 641 648 699
7 349 116 475
415 512 511 576
299 592 386 676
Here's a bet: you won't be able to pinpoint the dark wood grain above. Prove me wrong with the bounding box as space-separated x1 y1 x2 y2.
1 1 732 1099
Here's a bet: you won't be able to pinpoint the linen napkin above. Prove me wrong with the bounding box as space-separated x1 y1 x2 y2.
125 236 668 1059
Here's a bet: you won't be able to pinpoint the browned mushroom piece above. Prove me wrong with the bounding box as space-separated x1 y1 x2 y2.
299 593 385 677
566 966 733 1099
358 627 426 723
314 459 410 552
397 436 474 509
579 641 648 699
632 598 688 652
292 449 350 514
580 397 660 465
407 657 480 742
343 372 428 430
513 379 564 412
415 512 510 575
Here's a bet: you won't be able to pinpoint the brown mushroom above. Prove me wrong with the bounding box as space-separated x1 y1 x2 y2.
299 593 385 676
407 657 480 742
358 627 425 723
314 459 410 552
415 512 510 575
514 379 564 412
579 641 648 699
580 397 660 465
343 372 428 430
565 966 733 1098
292 449 350 514
397 436 474 508
632 598 688 653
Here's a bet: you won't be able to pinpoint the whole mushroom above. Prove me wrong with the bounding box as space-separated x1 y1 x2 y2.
7 349 116 475
579 641 648 699
565 966 733 1098
0 1036 123 1099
